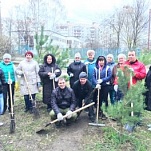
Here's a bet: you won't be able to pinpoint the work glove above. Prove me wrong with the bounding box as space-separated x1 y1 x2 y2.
8 79 12 84
49 73 56 79
57 113 63 121
17 71 23 75
95 84 101 89
114 85 118 92
129 68 134 72
37 82 41 88
85 62 89 65
69 73 74 77
66 110 73 119
55 77 59 82
15 82 19 91
97 79 103 84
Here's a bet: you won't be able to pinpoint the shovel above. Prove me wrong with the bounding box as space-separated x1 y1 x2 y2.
8 72 15 133
23 72 40 119
36 102 95 134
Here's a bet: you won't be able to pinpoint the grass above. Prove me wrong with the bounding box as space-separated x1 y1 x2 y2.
1 90 151 151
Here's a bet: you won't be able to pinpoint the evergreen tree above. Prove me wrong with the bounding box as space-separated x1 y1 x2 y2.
34 26 69 68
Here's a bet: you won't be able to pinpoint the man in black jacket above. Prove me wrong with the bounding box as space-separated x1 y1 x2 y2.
50 77 77 126
73 72 95 122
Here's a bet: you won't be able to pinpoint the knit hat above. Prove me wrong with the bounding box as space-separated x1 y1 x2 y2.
3 53 11 60
106 54 114 60
79 72 87 79
75 52 81 58
25 51 33 58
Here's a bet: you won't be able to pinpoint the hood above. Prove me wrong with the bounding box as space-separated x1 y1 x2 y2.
95 55 107 68
43 53 56 65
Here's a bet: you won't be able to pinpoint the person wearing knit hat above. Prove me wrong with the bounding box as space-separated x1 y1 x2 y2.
67 52 87 88
3 53 11 60
0 53 17 114
16 51 41 113
79 72 87 79
73 72 95 122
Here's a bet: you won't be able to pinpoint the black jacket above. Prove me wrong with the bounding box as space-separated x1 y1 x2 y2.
67 61 87 88
72 80 93 107
38 54 61 104
51 87 77 114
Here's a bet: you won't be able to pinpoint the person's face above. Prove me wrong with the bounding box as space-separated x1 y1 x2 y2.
88 53 94 60
107 56 113 63
4 58 11 64
26 54 32 61
128 51 136 62
58 79 66 89
47 56 52 64
98 60 105 66
80 78 87 85
118 56 126 64
75 57 81 62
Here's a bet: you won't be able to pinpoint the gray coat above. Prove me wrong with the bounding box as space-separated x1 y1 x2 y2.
16 59 41 95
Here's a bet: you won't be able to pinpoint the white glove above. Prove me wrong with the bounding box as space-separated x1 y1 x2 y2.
49 73 56 79
8 79 12 84
129 68 134 72
17 71 23 75
114 85 118 92
66 110 72 119
85 62 89 65
97 79 103 84
70 73 74 77
95 84 101 89
57 113 63 121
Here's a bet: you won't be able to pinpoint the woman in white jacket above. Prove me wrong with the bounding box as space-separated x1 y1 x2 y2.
16 51 41 113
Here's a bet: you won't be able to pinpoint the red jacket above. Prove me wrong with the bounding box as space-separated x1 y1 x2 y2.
125 60 146 85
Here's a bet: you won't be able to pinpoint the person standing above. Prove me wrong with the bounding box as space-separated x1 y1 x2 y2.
67 52 87 88
0 68 6 126
0 53 17 114
125 51 146 86
38 54 61 112
72 72 95 122
50 78 77 127
106 54 116 105
16 51 41 113
84 50 96 88
92 56 112 119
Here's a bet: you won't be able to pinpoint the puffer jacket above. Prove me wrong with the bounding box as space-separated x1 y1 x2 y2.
51 87 76 115
0 68 6 93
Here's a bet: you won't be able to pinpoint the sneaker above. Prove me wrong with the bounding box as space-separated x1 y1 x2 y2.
0 122 3 126
101 114 107 120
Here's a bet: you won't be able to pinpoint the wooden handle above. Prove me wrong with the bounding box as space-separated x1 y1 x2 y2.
45 102 95 127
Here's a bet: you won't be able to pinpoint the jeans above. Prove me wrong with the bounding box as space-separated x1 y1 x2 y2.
24 94 36 110
0 93 4 115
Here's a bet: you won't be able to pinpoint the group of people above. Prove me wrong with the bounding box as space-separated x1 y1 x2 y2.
0 49 149 127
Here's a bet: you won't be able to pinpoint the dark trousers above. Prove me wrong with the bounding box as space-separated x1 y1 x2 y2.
94 85 110 112
108 85 116 105
3 82 15 113
24 94 35 110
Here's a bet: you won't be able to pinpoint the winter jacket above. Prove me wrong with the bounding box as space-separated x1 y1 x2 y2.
92 56 112 86
73 80 93 103
38 54 61 104
0 68 6 93
16 59 41 95
51 87 76 115
125 59 146 85
84 58 96 88
67 61 87 88
144 66 151 110
107 61 116 85
0 61 16 82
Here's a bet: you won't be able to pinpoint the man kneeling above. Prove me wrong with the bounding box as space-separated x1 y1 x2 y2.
50 77 77 127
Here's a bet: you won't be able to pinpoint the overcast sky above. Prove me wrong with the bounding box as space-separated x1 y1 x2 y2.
1 0 151 23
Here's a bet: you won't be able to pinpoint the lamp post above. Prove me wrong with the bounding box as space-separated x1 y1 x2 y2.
148 9 151 51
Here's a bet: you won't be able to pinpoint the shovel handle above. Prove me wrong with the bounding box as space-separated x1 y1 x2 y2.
45 102 95 127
